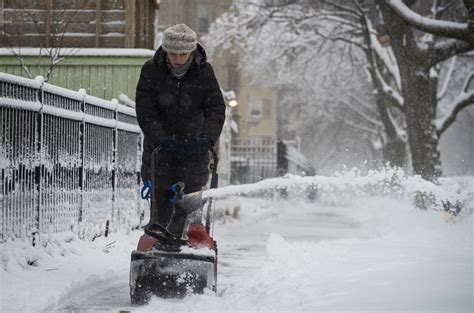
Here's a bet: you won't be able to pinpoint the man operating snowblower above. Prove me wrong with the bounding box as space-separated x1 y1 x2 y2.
130 23 225 302
136 23 225 243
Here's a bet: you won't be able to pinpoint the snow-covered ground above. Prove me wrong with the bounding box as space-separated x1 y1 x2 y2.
1 172 473 313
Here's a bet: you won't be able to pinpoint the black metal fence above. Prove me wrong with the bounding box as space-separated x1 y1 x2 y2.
0 72 143 242
230 141 314 184
231 145 277 184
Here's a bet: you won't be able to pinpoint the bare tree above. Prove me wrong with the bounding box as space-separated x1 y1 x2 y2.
205 0 474 181
377 0 474 180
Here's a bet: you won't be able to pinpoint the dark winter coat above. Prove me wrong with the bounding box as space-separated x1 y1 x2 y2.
135 44 225 191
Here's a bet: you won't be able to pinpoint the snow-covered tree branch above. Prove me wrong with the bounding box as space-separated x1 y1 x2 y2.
427 39 474 67
437 56 457 101
340 99 384 128
9 47 34 79
366 20 401 90
437 71 474 136
385 0 474 43
341 119 381 136
206 0 472 180
372 62 404 110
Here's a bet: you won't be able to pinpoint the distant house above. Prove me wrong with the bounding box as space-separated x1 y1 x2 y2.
0 0 159 100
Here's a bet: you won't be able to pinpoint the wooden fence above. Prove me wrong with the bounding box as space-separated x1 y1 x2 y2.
0 48 154 101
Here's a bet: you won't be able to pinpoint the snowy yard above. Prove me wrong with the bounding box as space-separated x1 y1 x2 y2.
2 1 474 312
1 173 472 313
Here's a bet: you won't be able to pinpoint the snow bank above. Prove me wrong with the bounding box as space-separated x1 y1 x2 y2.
0 231 137 313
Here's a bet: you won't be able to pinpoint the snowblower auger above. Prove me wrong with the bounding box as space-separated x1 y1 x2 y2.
129 147 219 304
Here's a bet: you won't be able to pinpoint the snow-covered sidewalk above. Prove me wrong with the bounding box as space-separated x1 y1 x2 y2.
1 173 473 313
136 197 472 313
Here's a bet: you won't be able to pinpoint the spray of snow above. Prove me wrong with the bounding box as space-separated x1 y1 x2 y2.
207 167 472 215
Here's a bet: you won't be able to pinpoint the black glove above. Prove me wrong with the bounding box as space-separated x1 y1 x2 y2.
158 136 212 155
158 136 180 152
187 136 212 154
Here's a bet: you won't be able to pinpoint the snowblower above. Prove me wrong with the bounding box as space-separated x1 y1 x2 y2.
129 148 219 304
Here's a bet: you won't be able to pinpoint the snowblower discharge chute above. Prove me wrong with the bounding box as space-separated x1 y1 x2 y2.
129 149 219 304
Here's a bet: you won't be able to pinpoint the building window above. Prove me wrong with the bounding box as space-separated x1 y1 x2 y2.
248 137 262 146
247 136 273 146
250 97 263 119
262 136 273 145
198 3 209 33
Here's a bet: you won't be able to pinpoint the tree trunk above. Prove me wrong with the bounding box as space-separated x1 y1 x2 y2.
378 2 442 181
383 136 406 167
402 65 442 181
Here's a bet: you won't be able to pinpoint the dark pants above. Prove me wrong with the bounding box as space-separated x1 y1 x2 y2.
142 146 210 227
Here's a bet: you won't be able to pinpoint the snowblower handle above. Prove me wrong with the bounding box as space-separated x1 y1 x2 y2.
209 147 219 189
170 182 185 204
205 147 219 235
141 179 152 200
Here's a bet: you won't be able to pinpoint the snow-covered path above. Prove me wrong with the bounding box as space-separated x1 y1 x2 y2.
35 196 472 313
141 197 472 313
54 277 130 312
50 198 362 312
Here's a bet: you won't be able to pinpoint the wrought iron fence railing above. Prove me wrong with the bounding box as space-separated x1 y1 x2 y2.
231 144 277 184
0 72 143 242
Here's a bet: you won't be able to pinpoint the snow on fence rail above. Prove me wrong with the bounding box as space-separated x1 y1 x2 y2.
0 72 143 242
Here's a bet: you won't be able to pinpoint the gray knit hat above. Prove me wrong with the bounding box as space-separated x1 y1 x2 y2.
162 24 197 54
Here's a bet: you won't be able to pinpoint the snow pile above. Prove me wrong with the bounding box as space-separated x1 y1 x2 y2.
1 232 79 272
0 231 137 312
